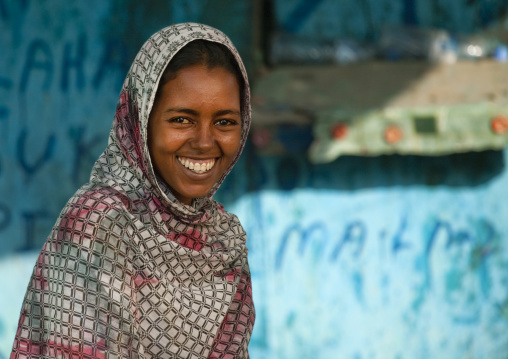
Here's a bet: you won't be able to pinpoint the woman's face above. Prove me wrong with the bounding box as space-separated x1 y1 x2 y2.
148 64 242 205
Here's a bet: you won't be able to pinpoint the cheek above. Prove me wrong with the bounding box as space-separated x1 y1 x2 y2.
153 129 183 154
222 131 243 156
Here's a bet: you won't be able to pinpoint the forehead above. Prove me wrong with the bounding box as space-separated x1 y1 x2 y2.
156 65 241 107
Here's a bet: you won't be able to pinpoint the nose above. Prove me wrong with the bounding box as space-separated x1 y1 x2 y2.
190 122 214 152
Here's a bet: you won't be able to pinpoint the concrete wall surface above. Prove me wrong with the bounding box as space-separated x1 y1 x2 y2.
1 1 508 359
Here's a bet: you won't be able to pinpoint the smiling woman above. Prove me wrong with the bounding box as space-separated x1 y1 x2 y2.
148 59 242 205
11 24 254 359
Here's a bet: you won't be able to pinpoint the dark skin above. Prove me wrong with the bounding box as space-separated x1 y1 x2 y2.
148 64 242 205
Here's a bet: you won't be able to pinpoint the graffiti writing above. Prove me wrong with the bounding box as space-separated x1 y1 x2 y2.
17 36 127 93
275 216 498 283
16 129 56 177
276 222 328 269
20 39 53 92
0 31 122 252
0 124 105 250
424 219 496 295
61 34 87 91
330 220 367 261
276 220 369 269
392 216 411 254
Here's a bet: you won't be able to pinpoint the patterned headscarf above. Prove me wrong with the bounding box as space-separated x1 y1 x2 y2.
11 23 254 359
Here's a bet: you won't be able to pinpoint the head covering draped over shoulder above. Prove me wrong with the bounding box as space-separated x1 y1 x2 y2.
11 23 254 359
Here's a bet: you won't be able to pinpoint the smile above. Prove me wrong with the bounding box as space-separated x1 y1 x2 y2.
177 156 216 174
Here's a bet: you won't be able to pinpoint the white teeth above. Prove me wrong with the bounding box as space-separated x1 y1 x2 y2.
178 157 216 174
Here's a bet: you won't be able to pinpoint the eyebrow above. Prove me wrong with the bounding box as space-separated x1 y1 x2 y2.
164 108 241 117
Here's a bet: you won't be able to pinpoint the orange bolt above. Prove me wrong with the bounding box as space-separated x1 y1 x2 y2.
491 115 508 134
331 123 348 140
384 125 403 144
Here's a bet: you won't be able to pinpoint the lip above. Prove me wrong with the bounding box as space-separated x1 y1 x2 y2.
178 156 218 161
177 155 219 176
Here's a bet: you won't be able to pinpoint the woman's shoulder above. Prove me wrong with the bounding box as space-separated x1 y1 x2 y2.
41 183 146 265
53 183 135 242
63 184 132 217
37 185 140 286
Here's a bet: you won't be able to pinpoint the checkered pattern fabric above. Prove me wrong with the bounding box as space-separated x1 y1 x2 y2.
11 23 254 359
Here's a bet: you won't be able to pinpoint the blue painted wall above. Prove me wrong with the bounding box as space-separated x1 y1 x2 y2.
223 152 508 358
1 1 508 358
274 0 508 40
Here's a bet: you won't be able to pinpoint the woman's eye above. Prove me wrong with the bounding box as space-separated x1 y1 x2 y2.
170 117 191 124
216 119 238 126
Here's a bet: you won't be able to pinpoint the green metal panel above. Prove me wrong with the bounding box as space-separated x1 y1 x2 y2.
251 61 508 163
310 103 508 163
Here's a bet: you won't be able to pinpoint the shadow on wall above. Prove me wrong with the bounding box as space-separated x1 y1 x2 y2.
217 145 505 203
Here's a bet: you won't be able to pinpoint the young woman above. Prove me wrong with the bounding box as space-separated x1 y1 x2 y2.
11 23 255 359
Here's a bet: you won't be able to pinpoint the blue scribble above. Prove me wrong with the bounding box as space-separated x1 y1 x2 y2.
61 34 87 91
447 230 471 248
472 219 497 298
329 221 366 261
298 223 326 255
412 219 453 311
20 39 53 92
275 222 327 269
423 220 452 289
392 216 411 255
17 128 56 177
352 271 364 303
